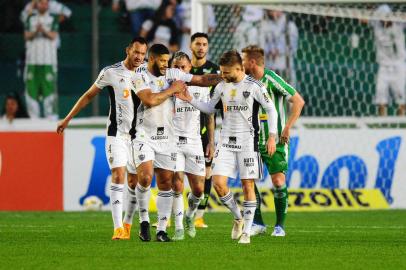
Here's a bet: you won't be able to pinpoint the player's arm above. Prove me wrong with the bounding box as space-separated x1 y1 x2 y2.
189 74 223 87
256 86 278 156
136 80 186 107
206 114 215 158
57 84 101 134
280 92 304 144
177 86 220 115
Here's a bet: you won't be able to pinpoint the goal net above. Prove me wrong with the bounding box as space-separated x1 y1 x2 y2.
192 1 406 117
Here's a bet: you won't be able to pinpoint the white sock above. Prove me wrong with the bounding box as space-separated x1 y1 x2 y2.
123 186 137 225
220 191 242 220
185 192 203 218
172 192 184 230
110 183 124 229
136 183 151 223
242 200 256 235
157 190 173 232
195 209 204 219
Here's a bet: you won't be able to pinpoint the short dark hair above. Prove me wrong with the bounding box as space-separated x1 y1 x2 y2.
219 50 242 67
148 43 170 58
191 32 209 43
241 45 265 66
129 37 147 47
171 51 191 63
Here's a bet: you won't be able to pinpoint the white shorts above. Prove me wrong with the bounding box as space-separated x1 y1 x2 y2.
211 147 263 180
375 64 406 105
105 134 136 173
132 140 177 171
175 136 205 176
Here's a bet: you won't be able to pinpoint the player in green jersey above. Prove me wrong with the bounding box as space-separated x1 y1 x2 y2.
242 45 304 237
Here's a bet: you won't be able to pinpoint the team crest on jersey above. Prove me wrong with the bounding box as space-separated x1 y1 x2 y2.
193 92 200 99
138 154 145 161
243 91 250 98
157 127 164 135
179 136 187 144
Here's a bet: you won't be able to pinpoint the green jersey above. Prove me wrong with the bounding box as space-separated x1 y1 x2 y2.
259 69 297 153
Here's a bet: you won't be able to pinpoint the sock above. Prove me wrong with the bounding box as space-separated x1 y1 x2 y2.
157 190 173 232
136 183 151 223
172 192 184 230
273 185 288 227
123 186 137 225
220 191 242 220
185 192 203 218
195 177 212 218
253 184 265 225
242 200 256 235
110 183 124 229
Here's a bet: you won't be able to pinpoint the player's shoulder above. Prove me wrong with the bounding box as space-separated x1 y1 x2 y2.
245 75 265 89
204 60 219 73
102 62 122 73
136 62 148 73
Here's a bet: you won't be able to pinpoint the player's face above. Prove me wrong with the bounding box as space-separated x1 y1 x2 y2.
127 42 147 68
172 58 191 73
220 64 243 83
190 37 209 60
152 54 170 76
241 53 254 75
37 0 49 13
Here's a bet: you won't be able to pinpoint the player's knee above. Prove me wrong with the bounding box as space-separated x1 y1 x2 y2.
127 174 138 189
213 181 227 197
172 179 184 193
138 173 153 186
272 174 286 188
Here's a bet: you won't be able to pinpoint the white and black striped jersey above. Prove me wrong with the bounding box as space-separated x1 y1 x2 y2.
190 75 278 151
94 61 140 138
173 85 211 139
132 68 193 143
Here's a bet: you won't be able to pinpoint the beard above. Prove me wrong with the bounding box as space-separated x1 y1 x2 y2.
225 76 237 83
152 62 164 76
193 50 206 60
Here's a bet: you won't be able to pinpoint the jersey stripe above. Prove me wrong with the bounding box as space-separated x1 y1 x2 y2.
107 87 118 136
252 99 260 152
129 91 141 139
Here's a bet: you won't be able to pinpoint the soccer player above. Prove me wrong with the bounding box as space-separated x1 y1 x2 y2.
131 44 221 242
189 32 219 228
170 52 209 240
177 50 278 244
56 37 148 240
242 45 304 237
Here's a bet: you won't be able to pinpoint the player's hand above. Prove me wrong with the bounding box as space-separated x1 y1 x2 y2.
280 127 290 144
175 89 192 102
56 119 69 134
205 142 215 160
266 136 276 156
171 80 187 94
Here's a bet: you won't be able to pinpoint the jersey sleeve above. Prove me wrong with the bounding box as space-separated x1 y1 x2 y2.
190 84 221 114
94 68 111 89
166 68 193 83
131 73 150 94
253 85 278 135
267 71 297 99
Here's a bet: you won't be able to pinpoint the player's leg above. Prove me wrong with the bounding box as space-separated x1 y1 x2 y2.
251 183 267 236
391 64 406 116
122 172 138 239
239 179 256 244
133 141 155 242
195 135 212 228
105 136 129 240
184 172 204 238
155 167 174 242
42 65 58 120
375 65 389 116
24 64 41 118
172 170 185 241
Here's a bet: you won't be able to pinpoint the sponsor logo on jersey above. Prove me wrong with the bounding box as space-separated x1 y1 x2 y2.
176 106 198 113
244 157 255 167
243 91 250 98
229 136 237 144
123 89 130 98
222 136 242 149
226 105 249 112
195 155 205 165
171 152 177 161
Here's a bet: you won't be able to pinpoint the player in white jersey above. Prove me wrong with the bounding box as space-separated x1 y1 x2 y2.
168 52 210 241
177 50 278 244
369 5 406 116
131 44 222 242
56 37 148 240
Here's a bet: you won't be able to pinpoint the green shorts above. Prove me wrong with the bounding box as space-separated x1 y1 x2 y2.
25 64 56 99
259 146 288 175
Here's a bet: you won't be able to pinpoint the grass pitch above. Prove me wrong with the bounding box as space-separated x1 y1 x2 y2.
1 211 405 270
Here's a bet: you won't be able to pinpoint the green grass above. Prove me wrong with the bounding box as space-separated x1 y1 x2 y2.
1 211 406 270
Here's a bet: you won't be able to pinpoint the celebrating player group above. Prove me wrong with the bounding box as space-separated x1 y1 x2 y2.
57 32 304 244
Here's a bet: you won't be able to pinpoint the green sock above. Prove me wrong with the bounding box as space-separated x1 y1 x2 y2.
253 184 265 225
273 185 288 227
